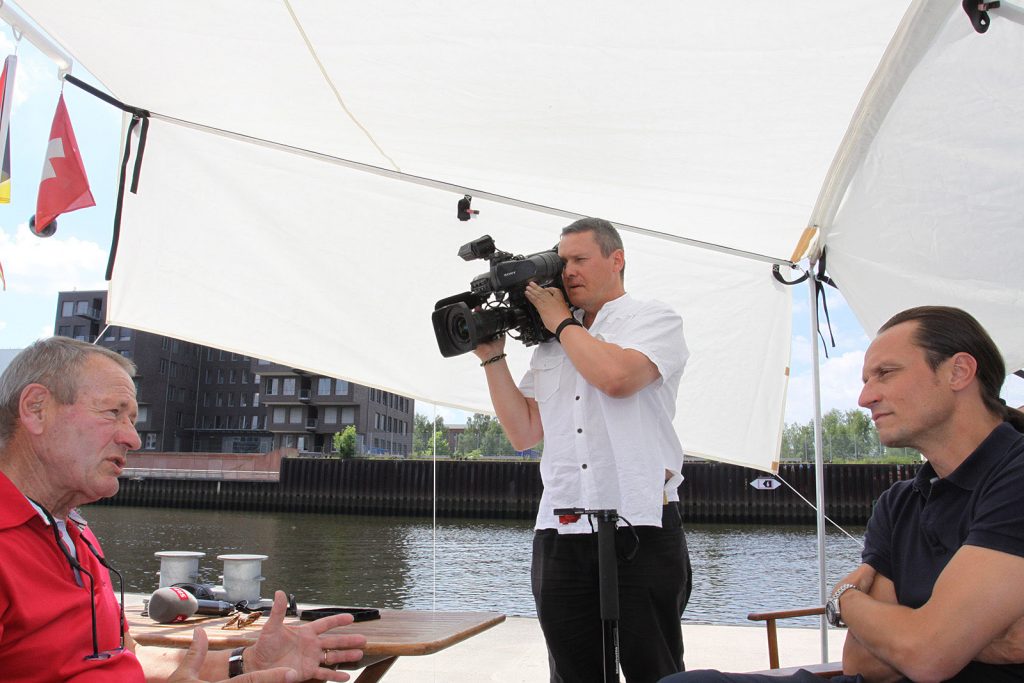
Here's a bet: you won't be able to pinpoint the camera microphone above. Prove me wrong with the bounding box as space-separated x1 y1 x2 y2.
148 586 198 623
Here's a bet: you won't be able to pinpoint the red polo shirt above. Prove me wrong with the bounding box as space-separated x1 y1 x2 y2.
0 472 143 682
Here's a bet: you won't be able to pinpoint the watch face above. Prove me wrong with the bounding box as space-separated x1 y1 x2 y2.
825 600 838 626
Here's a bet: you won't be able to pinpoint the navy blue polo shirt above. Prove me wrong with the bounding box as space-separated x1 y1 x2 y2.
862 422 1024 681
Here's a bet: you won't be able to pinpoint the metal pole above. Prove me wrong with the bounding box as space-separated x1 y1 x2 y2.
808 277 829 662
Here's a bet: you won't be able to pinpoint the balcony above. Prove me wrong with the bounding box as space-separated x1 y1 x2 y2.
299 389 311 402
305 418 319 431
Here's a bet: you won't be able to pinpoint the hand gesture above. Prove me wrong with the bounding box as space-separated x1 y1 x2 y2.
524 282 571 333
167 627 299 683
245 591 367 681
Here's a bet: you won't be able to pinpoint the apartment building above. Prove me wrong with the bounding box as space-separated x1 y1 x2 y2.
54 290 414 455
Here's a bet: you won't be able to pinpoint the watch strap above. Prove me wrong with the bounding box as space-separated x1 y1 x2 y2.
555 316 583 342
228 646 246 677
828 583 860 627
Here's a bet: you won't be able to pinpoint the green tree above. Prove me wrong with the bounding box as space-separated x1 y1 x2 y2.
332 425 357 459
779 408 914 463
413 414 450 456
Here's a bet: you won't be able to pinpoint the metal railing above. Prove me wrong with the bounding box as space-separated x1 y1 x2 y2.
122 467 280 482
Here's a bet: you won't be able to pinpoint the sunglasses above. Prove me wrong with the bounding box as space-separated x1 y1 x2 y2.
32 500 126 661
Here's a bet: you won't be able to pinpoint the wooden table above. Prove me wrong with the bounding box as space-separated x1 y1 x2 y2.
128 606 505 682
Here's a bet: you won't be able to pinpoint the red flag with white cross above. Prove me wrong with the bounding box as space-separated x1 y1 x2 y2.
34 94 95 234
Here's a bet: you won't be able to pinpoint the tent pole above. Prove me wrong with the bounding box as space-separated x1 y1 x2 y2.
807 277 829 662
0 3 73 78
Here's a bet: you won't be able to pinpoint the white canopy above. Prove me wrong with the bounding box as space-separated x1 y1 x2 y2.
11 0 1024 472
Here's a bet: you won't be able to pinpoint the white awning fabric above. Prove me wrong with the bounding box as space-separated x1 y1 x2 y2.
11 0 1023 472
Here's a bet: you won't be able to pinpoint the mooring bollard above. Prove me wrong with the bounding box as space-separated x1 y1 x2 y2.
217 554 268 603
155 550 206 588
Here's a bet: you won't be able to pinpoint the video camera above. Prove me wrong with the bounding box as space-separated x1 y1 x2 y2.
432 235 564 358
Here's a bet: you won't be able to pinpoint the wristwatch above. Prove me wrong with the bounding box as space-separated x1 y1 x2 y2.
825 583 860 627
228 647 246 677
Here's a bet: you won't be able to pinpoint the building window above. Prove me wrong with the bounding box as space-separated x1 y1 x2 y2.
159 359 168 375
144 433 158 450
283 378 296 395
75 300 89 315
203 392 210 407
231 353 239 361
227 392 235 407
242 370 250 384
217 369 225 384
216 392 224 407
137 406 149 424
169 362 178 378
167 385 175 401
253 392 260 407
61 301 74 317
119 328 132 340
239 415 248 429
73 325 86 341
325 407 338 423
341 407 355 424
229 369 237 384
283 435 296 448
104 328 116 341
176 411 183 427
336 381 349 396
252 415 261 430
172 340 180 354
289 407 302 424
207 348 214 361
162 337 170 350
219 350 226 361
204 368 211 383
215 415 223 428
240 392 248 407
318 378 331 395
266 378 278 395
57 325 70 337
273 407 285 424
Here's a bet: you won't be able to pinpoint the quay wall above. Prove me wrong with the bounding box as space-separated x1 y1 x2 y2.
99 459 921 525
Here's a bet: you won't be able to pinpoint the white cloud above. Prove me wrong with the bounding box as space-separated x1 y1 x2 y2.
785 348 867 425
0 222 107 295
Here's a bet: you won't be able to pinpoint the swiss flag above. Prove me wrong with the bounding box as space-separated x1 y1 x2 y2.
34 94 95 233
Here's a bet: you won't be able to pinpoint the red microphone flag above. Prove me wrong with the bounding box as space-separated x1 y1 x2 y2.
34 94 95 233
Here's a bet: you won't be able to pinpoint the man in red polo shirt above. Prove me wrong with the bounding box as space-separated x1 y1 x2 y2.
0 337 366 682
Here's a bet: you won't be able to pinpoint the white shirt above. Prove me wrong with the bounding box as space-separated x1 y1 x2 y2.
519 293 688 533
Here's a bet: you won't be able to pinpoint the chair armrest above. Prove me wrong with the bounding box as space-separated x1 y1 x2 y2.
746 606 826 669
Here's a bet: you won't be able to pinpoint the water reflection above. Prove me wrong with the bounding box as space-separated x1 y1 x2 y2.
83 506 863 626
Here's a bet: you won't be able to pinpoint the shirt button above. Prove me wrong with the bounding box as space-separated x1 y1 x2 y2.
581 464 588 470
577 428 583 433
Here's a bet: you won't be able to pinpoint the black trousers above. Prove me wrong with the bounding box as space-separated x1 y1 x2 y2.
532 502 692 683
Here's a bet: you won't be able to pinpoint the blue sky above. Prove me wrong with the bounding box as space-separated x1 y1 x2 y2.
1 30 1020 428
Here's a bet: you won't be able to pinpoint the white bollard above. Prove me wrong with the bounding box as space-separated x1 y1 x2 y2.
155 551 206 588
217 554 268 603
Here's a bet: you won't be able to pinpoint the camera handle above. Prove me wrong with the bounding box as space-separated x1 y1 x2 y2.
554 507 621 683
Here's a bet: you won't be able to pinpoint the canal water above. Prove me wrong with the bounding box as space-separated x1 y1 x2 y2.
83 506 865 626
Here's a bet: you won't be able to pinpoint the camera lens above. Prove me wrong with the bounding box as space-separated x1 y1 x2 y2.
451 314 471 344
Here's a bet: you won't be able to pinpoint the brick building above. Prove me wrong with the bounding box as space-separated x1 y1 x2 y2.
54 290 414 455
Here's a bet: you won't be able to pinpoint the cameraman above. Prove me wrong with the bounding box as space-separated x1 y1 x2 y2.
474 218 691 683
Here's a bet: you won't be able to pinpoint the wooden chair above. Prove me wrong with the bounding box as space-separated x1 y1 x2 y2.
745 607 843 678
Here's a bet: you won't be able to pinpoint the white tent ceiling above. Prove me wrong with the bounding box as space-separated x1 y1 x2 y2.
11 0 1023 472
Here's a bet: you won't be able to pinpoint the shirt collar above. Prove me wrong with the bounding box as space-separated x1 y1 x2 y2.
913 422 1020 495
590 292 632 327
0 470 38 530
0 471 88 529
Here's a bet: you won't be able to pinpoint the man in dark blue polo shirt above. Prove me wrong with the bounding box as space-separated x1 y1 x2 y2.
660 306 1024 683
